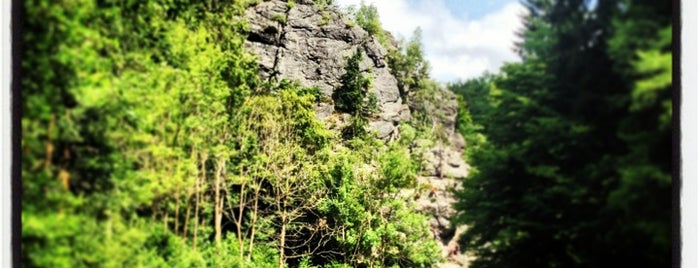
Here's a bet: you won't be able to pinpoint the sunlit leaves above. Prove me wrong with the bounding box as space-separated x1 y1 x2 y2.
23 0 445 267
630 26 672 128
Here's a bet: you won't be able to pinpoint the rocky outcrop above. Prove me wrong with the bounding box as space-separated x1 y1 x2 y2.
244 0 409 140
244 1 469 266
414 88 469 179
409 87 471 267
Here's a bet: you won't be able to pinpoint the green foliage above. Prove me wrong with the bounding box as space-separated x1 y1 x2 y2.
630 26 672 126
323 262 353 268
317 143 440 267
20 0 441 267
314 0 334 8
342 113 369 140
354 4 381 35
377 145 417 193
319 12 332 26
452 0 672 267
333 48 372 114
388 28 430 101
607 0 672 77
314 0 335 29
366 92 379 114
383 31 454 182
271 13 288 24
452 94 486 162
333 48 381 140
23 212 208 268
343 3 389 46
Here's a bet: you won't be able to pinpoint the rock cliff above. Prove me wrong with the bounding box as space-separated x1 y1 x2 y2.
409 87 472 267
244 1 470 266
244 0 409 141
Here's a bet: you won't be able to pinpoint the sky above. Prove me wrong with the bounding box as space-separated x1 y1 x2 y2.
334 0 527 83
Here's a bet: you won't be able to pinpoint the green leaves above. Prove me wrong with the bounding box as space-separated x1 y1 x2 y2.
349 3 391 46
378 145 417 193
388 28 430 101
22 1 442 267
333 48 372 115
630 26 672 128
354 4 381 35
332 48 379 140
451 1 671 267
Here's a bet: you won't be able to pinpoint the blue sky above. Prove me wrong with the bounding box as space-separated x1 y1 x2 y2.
440 0 520 19
335 0 526 83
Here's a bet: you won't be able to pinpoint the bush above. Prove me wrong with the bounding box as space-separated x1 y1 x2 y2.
271 13 287 24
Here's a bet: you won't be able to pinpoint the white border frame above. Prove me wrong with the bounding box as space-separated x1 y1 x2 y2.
0 0 695 267
681 0 698 267
1 0 13 267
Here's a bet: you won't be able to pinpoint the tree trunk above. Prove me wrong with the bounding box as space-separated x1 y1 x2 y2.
193 152 207 250
279 211 287 268
214 157 225 248
174 186 180 236
164 209 169 230
438 140 444 180
44 113 55 170
247 185 260 262
183 193 191 239
237 182 246 261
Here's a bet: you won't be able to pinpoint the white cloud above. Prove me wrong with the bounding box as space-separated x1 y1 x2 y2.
334 0 526 83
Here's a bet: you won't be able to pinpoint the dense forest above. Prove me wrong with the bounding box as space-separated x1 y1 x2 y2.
450 0 672 267
20 0 671 268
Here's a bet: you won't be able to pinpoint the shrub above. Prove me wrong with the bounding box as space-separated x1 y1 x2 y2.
271 13 287 24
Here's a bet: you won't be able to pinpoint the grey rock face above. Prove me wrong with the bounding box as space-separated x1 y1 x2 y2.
408 87 471 266
413 87 470 180
243 0 409 139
